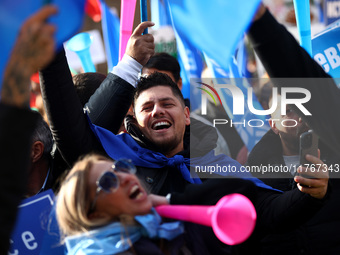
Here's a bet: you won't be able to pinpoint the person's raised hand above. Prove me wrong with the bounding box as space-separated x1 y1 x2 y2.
1 5 57 107
13 5 58 73
125 21 155 66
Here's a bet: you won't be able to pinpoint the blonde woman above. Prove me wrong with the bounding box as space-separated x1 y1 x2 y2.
56 154 208 255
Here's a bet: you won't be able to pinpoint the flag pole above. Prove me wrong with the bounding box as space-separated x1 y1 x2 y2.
140 0 148 34
293 0 313 56
119 0 137 60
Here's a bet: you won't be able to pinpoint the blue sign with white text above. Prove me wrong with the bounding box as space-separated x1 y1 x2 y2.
323 0 340 25
312 19 340 84
8 190 54 255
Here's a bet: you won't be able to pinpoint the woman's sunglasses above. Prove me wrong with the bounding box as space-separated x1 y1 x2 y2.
89 159 137 213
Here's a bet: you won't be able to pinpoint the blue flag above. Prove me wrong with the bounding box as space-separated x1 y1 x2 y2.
158 0 204 109
100 0 120 71
201 39 270 152
166 0 261 71
0 0 85 93
150 0 172 29
176 32 204 109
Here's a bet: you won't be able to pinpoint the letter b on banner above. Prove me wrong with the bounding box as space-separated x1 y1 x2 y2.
312 16 340 84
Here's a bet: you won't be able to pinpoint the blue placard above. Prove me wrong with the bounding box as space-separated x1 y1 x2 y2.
8 190 54 255
323 0 340 25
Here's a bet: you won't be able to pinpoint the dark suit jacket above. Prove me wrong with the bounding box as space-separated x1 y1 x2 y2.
0 103 38 254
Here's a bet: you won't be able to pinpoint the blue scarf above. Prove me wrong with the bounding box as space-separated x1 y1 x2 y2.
65 209 183 255
89 120 280 191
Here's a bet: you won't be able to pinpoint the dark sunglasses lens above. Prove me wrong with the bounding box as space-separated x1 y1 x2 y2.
99 172 118 192
115 159 136 174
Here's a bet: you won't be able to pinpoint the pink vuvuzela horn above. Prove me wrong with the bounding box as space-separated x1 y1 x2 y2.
155 193 257 245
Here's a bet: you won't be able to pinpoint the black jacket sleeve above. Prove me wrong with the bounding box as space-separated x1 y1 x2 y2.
0 104 39 254
248 9 328 78
255 187 325 232
39 49 103 166
85 71 135 135
40 48 136 166
248 9 340 155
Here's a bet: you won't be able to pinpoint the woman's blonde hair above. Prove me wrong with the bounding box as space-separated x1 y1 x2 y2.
56 154 113 236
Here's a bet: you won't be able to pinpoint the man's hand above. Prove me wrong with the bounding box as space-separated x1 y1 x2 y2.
294 153 329 199
1 5 57 108
12 5 57 73
148 194 169 207
125 21 155 66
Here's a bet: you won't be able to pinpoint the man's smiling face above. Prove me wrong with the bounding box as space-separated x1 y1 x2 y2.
134 85 190 157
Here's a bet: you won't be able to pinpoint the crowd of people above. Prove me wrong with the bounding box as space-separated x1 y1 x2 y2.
1 2 339 255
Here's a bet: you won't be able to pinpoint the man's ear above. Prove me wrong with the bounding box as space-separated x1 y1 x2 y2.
269 118 279 135
31 141 44 163
177 78 183 91
184 106 190 125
